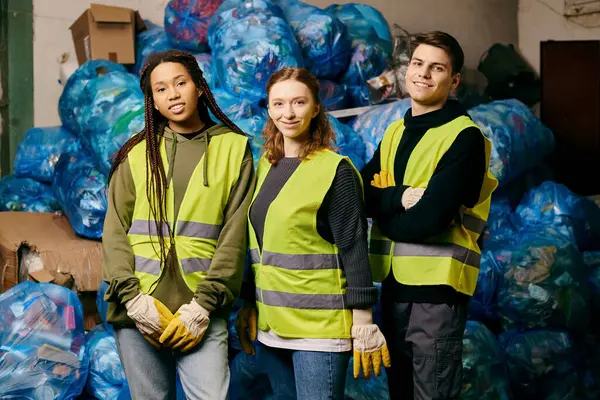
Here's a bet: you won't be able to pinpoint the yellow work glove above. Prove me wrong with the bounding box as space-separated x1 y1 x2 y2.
125 292 175 349
351 309 391 380
235 302 258 355
370 170 395 189
159 300 210 352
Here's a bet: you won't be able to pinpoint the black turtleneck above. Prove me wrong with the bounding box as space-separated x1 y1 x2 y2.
361 100 486 305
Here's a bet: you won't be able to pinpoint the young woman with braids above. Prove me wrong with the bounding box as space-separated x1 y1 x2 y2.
235 68 390 400
101 50 256 400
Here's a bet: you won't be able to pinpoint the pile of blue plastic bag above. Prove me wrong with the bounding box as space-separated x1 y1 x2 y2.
75 68 145 175
59 60 128 135
165 0 223 53
499 329 578 399
14 126 82 183
319 79 347 111
195 52 216 88
132 22 175 76
277 0 350 79
461 321 512 400
350 98 412 159
327 115 366 170
213 89 262 120
467 99 555 188
325 3 392 107
52 152 108 240
84 326 129 400
208 0 303 101
0 281 89 399
0 174 60 213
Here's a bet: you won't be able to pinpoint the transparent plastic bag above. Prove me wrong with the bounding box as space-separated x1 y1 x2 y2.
0 174 61 213
461 321 512 400
59 60 128 135
208 0 303 101
132 23 175 76
327 115 366 170
75 70 145 175
14 127 82 183
499 329 578 399
467 99 555 187
165 0 223 52
319 80 347 111
213 88 262 120
515 181 600 251
84 326 127 400
493 225 590 331
0 281 89 399
277 0 351 79
52 152 108 240
350 98 412 160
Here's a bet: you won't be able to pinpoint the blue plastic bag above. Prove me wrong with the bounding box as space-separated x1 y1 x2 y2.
165 0 223 52
52 152 108 240
325 3 392 95
467 99 555 187
350 98 412 161
515 181 600 251
499 329 578 399
84 326 128 400
132 24 175 76
0 281 89 399
468 244 504 327
209 0 303 101
327 115 366 170
344 356 390 399
319 79 347 111
493 225 590 332
96 281 112 335
14 126 82 183
277 0 350 79
75 69 145 175
461 321 512 400
235 115 267 167
213 88 262 120
229 351 273 400
59 60 128 135
0 174 61 213
195 52 216 88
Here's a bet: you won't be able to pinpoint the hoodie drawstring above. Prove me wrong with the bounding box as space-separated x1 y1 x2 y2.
202 130 209 187
166 133 178 189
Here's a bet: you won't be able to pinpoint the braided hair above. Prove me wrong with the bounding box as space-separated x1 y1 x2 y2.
108 50 245 267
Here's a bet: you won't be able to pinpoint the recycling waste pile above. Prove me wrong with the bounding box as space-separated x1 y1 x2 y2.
2 0 600 399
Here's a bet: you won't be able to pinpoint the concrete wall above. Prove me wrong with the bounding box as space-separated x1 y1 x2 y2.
518 0 600 73
33 0 519 127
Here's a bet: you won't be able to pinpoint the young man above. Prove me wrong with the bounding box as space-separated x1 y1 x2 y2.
361 31 498 400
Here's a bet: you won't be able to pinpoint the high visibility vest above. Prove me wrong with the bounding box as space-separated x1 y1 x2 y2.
369 116 498 296
248 150 355 339
127 132 248 294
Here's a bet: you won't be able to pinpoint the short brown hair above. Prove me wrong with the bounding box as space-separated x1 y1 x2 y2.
263 68 335 164
410 31 464 74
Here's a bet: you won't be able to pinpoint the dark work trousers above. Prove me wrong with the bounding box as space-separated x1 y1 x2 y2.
381 286 468 400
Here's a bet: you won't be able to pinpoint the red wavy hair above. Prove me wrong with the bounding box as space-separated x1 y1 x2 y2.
263 68 335 164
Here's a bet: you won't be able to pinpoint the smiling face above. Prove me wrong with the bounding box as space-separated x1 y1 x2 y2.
150 62 202 130
405 43 460 115
267 79 320 142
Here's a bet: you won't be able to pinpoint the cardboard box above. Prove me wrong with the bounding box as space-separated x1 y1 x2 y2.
0 212 104 293
69 3 146 65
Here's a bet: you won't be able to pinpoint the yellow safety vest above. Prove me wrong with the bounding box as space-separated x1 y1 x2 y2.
248 150 355 339
369 116 498 296
127 132 248 294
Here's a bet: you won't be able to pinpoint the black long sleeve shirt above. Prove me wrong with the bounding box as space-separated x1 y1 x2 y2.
242 158 378 309
361 100 486 305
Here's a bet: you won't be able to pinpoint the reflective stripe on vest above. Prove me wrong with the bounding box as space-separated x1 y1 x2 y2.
248 150 355 339
127 131 248 294
369 116 498 296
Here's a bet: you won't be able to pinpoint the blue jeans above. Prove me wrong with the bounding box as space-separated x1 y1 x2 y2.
115 318 229 400
257 342 351 400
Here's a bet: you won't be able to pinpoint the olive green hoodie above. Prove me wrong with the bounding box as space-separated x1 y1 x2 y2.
102 123 256 327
